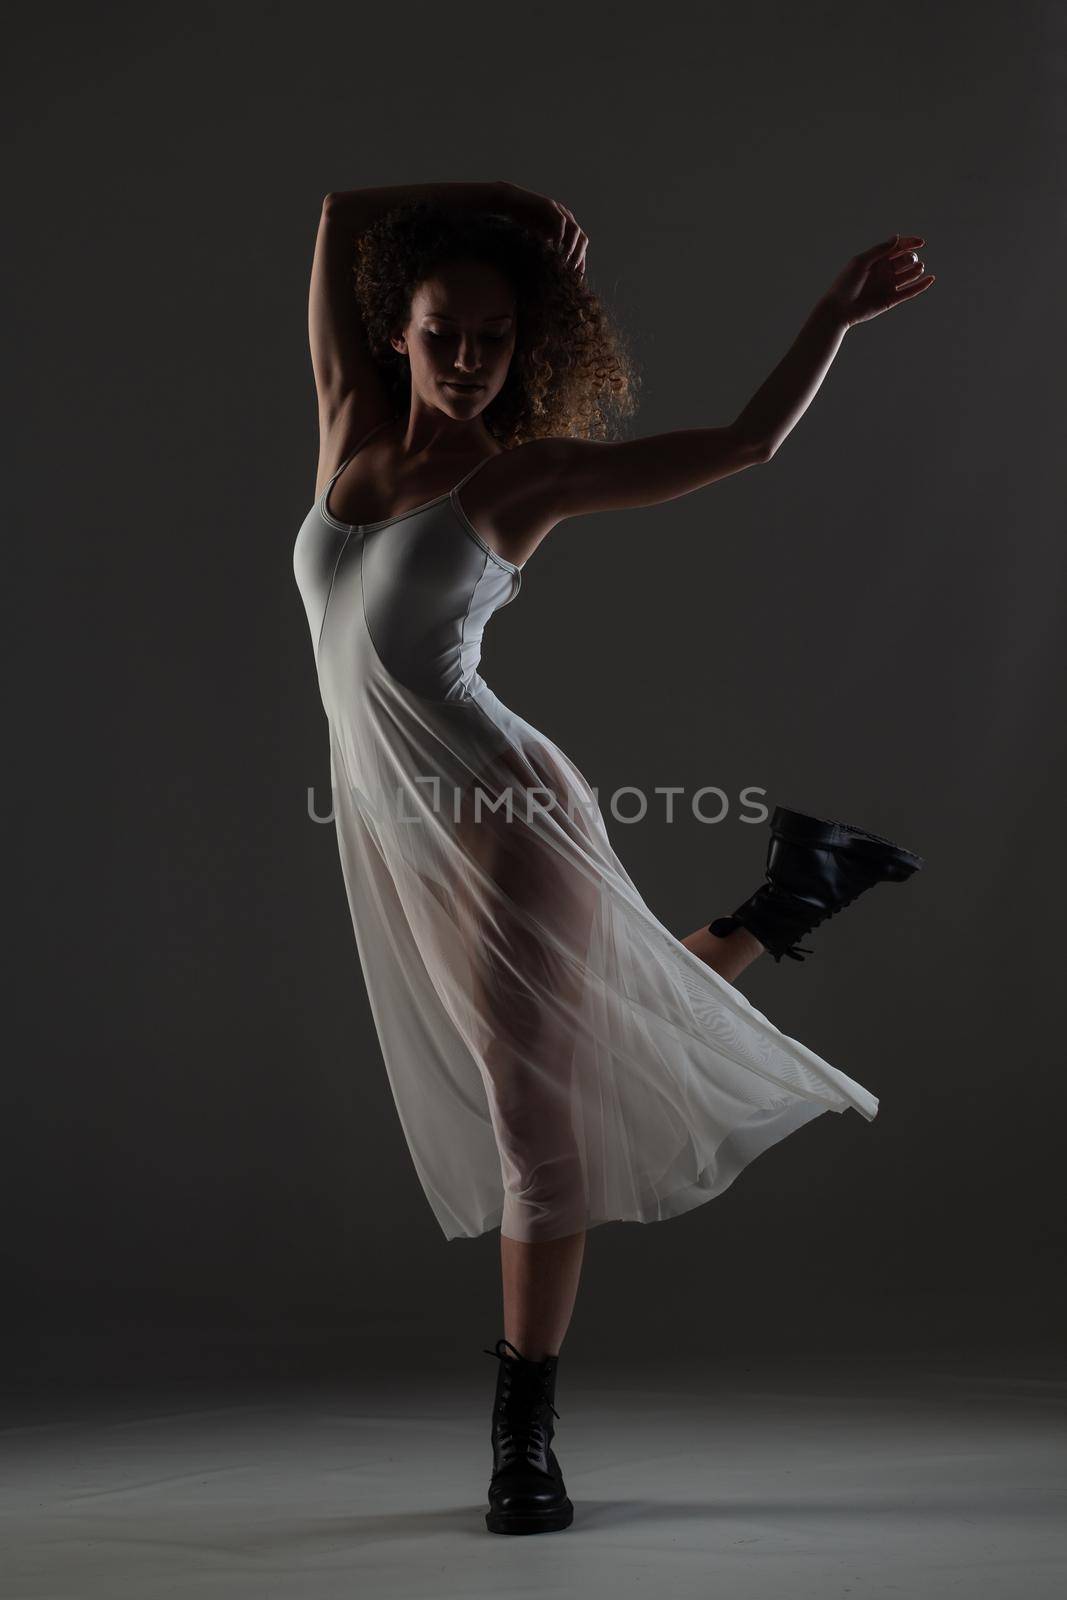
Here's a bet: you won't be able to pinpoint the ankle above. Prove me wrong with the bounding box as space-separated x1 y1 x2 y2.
503 1341 557 1364
684 922 764 981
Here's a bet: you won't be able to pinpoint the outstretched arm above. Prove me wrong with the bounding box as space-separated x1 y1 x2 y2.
533 233 934 525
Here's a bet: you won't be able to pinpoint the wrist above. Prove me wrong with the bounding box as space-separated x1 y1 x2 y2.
813 293 850 337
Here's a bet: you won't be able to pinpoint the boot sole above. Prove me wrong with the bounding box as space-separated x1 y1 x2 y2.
486 1497 574 1534
772 806 925 879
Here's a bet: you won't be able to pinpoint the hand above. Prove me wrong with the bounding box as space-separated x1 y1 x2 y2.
824 234 935 329
495 180 588 277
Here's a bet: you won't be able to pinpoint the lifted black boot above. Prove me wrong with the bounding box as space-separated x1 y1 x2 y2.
709 805 925 963
483 1337 574 1534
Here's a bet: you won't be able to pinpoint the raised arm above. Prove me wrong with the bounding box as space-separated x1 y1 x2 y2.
311 184 499 420
308 194 386 438
531 233 933 527
310 180 589 487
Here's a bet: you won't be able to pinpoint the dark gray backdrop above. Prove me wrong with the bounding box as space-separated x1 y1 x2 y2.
6 0 1063 1388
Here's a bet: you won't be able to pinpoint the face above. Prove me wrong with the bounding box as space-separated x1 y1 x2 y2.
392 257 517 420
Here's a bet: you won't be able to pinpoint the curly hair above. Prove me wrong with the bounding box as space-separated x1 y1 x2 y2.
351 200 641 447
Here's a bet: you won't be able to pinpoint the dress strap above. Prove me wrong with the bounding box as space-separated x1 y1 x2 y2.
450 452 498 497
324 416 395 490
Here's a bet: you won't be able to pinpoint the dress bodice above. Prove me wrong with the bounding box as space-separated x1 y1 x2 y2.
293 471 521 705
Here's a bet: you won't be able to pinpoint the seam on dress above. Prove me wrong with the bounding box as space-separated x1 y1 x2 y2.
315 528 355 667
458 552 488 695
449 488 523 577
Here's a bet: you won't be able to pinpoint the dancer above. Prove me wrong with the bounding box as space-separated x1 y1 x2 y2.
293 180 933 1534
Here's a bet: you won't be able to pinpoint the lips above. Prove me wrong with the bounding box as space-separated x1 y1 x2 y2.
443 381 483 391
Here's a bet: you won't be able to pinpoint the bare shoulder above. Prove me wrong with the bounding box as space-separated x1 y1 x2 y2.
314 395 395 501
463 426 764 567
458 437 592 572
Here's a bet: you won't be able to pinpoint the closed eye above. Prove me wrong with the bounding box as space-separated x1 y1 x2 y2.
427 330 509 342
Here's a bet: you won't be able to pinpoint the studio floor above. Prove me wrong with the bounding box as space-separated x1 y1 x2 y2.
3 1349 1065 1598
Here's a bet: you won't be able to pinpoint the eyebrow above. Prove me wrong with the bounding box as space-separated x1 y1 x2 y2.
424 312 514 323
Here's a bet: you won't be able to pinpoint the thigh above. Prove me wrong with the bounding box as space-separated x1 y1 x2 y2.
451 745 601 1140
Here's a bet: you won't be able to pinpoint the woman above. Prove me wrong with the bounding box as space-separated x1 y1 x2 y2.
293 179 933 1535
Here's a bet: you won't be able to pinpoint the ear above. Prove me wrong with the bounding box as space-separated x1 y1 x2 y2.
389 325 408 357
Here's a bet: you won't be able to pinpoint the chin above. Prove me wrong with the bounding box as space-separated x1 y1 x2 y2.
438 382 489 408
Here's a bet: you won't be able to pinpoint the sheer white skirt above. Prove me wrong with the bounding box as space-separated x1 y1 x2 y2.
321 647 878 1245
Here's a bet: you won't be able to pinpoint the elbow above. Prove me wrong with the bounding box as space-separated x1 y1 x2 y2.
732 428 775 467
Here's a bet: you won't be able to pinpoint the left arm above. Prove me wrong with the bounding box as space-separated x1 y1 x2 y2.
512 302 835 533
528 233 932 528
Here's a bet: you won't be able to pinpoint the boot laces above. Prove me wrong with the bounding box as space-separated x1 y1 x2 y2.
777 883 868 959
751 832 891 962
483 1340 561 1426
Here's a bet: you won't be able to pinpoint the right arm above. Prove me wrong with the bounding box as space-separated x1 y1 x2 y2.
309 181 588 489
311 183 506 423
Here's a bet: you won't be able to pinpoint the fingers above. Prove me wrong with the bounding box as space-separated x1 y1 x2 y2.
567 227 589 274
892 252 927 286
554 202 588 274
859 232 925 265
888 239 926 275
891 273 936 302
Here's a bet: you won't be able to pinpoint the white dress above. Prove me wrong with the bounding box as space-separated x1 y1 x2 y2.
293 420 878 1243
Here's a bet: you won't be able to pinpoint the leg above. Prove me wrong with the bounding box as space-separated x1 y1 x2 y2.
449 756 597 1354
681 922 766 985
500 1229 586 1362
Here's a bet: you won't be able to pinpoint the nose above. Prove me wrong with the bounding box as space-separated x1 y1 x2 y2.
453 334 491 374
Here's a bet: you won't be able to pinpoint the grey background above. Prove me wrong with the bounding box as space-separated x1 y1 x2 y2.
5 0 1064 1393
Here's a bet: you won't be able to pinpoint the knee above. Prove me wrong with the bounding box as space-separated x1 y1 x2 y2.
500 1147 588 1242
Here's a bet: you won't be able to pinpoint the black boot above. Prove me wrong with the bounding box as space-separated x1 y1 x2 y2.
709 805 925 963
483 1337 574 1534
